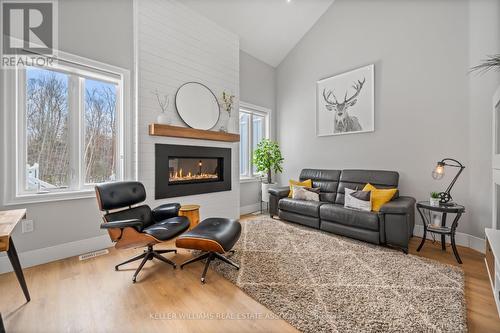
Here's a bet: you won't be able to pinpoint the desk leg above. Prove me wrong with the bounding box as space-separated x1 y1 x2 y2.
0 312 5 333
6 238 30 302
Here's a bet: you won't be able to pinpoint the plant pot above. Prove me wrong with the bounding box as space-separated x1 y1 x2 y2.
429 197 440 207
261 182 277 203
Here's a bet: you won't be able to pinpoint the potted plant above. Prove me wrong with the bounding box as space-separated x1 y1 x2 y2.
253 139 284 202
430 192 440 207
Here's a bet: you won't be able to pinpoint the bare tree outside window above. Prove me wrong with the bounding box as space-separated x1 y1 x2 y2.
25 67 118 191
26 67 70 190
84 79 117 184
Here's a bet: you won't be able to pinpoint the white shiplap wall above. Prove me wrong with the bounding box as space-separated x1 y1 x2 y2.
136 0 240 219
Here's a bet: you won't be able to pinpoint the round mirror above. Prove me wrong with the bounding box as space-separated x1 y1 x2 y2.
175 82 220 130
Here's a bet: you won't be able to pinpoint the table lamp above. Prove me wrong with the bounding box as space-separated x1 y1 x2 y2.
431 158 465 206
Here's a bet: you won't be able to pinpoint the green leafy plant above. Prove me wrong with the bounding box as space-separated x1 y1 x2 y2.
252 139 284 184
430 192 440 199
470 54 500 74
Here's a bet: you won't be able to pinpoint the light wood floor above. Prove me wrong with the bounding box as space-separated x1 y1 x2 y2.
0 215 499 332
408 236 500 333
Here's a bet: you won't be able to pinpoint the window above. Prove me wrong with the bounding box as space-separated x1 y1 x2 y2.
239 102 270 179
2 52 132 203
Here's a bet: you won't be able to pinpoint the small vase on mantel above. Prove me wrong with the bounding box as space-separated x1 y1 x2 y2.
157 112 171 125
152 90 171 125
219 91 235 133
219 111 231 133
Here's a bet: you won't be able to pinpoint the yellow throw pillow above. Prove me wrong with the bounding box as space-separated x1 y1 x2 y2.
289 179 312 197
362 183 397 212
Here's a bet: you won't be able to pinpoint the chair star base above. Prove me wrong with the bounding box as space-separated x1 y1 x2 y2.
115 245 177 283
180 251 239 283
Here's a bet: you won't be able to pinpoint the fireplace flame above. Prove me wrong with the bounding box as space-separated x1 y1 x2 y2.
170 169 219 182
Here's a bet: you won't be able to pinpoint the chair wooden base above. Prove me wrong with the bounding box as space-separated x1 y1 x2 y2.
115 245 177 283
180 250 238 284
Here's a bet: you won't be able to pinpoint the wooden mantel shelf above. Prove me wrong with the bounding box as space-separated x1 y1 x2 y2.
149 124 240 142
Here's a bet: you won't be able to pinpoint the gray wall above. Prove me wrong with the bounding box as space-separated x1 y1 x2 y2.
239 50 277 211
276 0 500 238
467 0 500 237
0 0 133 253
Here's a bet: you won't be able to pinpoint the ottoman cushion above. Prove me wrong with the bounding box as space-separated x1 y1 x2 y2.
176 218 241 253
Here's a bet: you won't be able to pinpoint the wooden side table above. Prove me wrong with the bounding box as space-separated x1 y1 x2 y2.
179 205 200 230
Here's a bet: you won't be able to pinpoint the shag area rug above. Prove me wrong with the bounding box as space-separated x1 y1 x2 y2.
211 216 467 333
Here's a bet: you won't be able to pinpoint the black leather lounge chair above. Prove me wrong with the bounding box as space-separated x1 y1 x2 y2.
95 181 190 283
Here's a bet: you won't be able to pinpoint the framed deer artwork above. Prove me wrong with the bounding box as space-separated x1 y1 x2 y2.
316 64 374 136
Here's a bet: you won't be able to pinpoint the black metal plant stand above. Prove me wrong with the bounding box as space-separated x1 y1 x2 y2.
416 201 465 264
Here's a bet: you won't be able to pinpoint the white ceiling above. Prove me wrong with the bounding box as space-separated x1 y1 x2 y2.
182 0 335 67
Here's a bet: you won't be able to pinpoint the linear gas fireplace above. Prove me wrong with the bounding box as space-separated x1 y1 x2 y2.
155 144 231 199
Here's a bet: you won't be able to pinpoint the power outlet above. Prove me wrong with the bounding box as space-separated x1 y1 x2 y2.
22 219 34 233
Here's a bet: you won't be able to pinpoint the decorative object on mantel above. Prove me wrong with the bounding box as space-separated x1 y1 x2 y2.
149 124 239 142
317 64 374 136
431 158 465 206
175 82 220 130
253 139 284 203
218 91 236 133
152 90 171 125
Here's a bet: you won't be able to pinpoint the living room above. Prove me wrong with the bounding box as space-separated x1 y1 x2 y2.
1 0 500 332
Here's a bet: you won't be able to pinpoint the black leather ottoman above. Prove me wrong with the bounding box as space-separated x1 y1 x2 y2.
176 218 241 283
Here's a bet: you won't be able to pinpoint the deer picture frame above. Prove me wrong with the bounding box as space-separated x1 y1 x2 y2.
316 64 374 136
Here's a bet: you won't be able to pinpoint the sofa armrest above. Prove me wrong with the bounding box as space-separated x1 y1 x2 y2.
268 186 290 198
379 196 416 214
269 186 289 218
152 203 181 221
100 219 142 229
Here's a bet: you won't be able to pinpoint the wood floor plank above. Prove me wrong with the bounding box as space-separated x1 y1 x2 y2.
409 237 500 333
0 216 499 332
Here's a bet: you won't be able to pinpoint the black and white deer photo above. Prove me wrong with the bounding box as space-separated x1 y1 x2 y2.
316 64 374 136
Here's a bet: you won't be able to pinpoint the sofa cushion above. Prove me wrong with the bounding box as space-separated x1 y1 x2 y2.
278 198 324 218
299 169 341 203
320 203 380 231
335 169 399 205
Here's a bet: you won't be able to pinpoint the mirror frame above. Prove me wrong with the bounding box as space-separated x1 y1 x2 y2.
175 82 220 130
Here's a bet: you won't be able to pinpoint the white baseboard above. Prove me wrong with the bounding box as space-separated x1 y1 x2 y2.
240 203 261 215
0 234 113 274
413 225 485 254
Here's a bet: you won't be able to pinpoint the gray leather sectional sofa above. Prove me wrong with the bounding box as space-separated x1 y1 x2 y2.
269 169 416 253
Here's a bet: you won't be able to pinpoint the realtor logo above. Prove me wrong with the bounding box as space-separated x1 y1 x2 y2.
2 1 54 55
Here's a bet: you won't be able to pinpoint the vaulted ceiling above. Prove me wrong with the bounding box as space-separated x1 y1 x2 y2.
182 0 335 67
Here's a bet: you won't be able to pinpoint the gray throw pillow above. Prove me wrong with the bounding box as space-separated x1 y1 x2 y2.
344 188 371 211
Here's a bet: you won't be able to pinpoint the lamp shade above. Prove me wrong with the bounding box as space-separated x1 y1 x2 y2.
432 162 445 180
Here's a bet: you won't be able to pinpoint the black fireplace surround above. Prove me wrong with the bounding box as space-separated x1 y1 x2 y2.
155 144 231 199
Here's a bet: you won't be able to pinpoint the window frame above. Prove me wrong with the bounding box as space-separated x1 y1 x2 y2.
239 102 271 182
2 51 134 205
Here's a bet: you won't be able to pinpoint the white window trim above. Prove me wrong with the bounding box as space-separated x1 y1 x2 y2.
239 101 271 182
2 51 135 205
